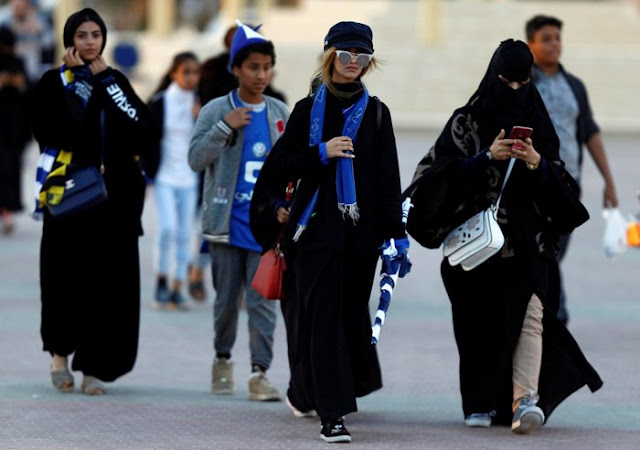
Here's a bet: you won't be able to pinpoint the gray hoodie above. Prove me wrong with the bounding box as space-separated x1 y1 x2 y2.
188 90 290 244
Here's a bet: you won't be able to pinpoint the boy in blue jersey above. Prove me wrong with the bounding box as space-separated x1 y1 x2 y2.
188 20 290 401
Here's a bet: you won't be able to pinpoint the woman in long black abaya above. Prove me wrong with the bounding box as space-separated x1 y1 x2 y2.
252 21 406 443
33 8 152 394
404 39 602 433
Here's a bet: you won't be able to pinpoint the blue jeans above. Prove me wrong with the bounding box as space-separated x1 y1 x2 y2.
154 182 198 282
209 243 277 370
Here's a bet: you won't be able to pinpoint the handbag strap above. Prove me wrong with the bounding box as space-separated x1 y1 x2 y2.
494 157 516 210
99 110 106 174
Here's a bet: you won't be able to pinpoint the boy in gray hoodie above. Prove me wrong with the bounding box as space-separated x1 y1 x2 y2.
188 20 289 401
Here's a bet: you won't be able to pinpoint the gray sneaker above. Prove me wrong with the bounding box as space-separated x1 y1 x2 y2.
512 395 545 434
248 366 282 401
211 358 234 395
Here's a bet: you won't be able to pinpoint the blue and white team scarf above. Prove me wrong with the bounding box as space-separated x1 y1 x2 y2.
31 65 92 220
293 83 369 241
60 64 93 106
371 198 413 344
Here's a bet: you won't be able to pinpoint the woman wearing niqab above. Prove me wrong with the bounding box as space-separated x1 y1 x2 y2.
404 39 602 433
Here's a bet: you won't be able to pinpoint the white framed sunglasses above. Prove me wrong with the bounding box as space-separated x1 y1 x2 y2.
334 50 373 68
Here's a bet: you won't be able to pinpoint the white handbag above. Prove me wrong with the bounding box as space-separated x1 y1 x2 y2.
442 158 515 271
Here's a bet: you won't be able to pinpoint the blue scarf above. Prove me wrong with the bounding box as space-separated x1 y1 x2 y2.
293 83 369 241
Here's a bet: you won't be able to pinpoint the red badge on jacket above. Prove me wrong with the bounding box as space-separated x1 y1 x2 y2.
276 119 284 134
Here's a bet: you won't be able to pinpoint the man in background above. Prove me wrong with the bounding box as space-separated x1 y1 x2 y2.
525 14 619 325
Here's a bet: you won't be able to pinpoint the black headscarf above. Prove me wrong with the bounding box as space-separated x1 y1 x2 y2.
404 39 564 249
63 8 107 54
465 39 558 159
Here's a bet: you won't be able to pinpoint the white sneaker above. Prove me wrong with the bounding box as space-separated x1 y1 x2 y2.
465 413 492 428
286 395 317 418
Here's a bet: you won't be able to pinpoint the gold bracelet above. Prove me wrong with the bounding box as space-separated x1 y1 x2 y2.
526 157 540 171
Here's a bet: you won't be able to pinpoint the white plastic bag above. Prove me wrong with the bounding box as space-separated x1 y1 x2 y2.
602 208 628 258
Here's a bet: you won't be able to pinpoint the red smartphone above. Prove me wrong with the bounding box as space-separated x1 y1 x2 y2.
509 126 533 140
509 126 533 150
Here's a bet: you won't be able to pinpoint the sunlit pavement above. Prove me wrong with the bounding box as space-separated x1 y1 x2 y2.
1 129 639 449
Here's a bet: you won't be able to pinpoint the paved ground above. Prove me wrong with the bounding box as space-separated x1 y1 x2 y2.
1 129 639 449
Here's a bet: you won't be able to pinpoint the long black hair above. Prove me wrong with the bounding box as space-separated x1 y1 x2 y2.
151 51 199 96
63 8 107 53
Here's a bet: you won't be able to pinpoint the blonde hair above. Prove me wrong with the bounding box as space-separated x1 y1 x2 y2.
311 47 378 98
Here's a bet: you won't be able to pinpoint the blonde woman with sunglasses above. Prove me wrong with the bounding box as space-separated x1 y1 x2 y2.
251 21 407 443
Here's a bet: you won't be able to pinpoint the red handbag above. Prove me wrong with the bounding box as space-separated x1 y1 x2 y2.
251 244 286 300
251 182 294 300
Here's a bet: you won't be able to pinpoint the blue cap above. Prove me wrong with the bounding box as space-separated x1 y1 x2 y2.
228 19 268 72
323 21 374 54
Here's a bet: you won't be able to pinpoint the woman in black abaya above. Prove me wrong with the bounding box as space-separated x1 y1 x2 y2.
252 21 406 443
404 39 602 434
33 8 152 395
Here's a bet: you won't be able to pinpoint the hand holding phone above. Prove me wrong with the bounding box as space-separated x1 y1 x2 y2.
509 126 533 150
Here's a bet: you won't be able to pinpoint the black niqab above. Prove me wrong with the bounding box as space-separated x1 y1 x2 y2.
466 39 557 159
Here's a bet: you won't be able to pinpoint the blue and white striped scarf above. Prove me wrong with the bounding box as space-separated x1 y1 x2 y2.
293 83 369 241
31 65 92 220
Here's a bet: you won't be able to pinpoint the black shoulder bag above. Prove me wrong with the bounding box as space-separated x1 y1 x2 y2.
48 111 108 217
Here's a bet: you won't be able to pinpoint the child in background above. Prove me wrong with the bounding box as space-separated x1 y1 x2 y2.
146 51 201 310
188 20 289 401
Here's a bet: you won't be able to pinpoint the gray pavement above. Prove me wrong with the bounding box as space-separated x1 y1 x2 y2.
1 129 639 449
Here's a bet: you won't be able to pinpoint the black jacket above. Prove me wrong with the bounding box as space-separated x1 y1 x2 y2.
258 92 405 254
33 66 152 234
141 91 165 181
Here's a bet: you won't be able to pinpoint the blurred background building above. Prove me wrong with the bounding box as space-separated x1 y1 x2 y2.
2 0 639 131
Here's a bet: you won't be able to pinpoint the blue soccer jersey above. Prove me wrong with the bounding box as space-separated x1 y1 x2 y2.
229 90 270 252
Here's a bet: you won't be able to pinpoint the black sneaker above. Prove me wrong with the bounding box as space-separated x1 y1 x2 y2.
153 279 169 309
168 291 189 311
320 417 351 443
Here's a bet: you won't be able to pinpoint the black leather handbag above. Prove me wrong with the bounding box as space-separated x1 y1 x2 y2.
47 165 107 217
48 111 108 217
